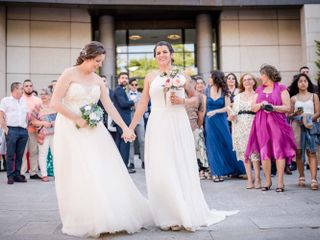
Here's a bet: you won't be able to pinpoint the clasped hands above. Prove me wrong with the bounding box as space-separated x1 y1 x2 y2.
122 128 136 143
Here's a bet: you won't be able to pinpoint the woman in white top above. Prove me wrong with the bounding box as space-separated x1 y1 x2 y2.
289 73 320 190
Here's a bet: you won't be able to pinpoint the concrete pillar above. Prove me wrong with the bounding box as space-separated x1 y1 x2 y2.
196 14 213 82
300 4 320 81
0 6 6 98
99 15 116 88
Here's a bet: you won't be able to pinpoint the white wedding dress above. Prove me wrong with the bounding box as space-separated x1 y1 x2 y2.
54 82 153 237
145 74 238 230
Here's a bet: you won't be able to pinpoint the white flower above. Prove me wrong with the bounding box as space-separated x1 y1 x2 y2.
84 105 91 111
89 113 98 120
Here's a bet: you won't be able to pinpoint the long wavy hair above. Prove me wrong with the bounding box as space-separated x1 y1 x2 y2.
211 70 229 96
226 72 238 88
75 41 106 66
288 73 314 97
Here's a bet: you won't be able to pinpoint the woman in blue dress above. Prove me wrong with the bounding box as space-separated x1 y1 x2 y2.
204 70 245 182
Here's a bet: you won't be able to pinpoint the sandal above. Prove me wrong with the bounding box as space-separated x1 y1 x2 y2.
298 177 305 187
219 176 224 182
213 176 220 183
275 186 285 192
311 179 318 190
41 176 49 182
254 178 262 189
261 183 272 191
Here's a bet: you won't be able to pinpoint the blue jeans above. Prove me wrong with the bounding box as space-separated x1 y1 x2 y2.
5 127 28 177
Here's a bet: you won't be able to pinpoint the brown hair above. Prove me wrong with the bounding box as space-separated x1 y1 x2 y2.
75 41 106 66
259 64 281 82
239 73 258 93
11 82 21 92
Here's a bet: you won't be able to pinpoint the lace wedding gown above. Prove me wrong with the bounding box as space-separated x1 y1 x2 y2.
145 74 238 230
54 82 153 237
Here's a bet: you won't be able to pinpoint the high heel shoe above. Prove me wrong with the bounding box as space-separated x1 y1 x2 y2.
261 183 272 191
275 185 285 192
170 225 182 231
298 177 305 187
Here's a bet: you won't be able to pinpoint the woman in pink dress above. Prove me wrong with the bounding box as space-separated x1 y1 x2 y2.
245 64 296 192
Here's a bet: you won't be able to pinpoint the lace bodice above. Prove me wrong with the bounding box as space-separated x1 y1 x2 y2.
63 82 101 114
149 74 186 109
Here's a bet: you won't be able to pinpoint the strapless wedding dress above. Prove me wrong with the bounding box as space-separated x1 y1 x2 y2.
145 74 238 230
54 82 153 237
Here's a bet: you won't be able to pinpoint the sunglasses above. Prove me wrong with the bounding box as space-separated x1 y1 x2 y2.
131 83 138 86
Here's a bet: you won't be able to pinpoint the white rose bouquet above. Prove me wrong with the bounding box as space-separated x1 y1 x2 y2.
76 103 104 128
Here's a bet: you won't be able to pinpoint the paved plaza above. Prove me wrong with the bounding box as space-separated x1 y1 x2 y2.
0 167 319 240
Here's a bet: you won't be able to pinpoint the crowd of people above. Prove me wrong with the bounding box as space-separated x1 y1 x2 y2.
0 40 319 238
0 58 319 193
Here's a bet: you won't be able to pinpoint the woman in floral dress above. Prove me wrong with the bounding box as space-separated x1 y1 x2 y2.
229 73 261 189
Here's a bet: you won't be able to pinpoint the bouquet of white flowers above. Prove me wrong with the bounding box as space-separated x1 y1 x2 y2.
76 103 104 128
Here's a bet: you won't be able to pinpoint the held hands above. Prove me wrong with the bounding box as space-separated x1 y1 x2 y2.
122 127 136 143
170 92 185 105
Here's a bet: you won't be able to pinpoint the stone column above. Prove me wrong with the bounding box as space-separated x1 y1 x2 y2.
300 4 320 81
99 15 116 88
196 14 213 82
0 7 6 98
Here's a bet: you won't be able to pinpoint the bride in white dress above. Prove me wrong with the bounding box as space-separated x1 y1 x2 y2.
51 41 153 237
130 41 238 231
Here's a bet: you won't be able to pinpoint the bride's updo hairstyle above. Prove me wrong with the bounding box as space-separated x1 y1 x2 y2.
75 41 106 66
153 41 175 63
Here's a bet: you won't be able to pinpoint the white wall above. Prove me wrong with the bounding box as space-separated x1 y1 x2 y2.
0 7 6 98
301 4 320 82
6 6 91 93
219 8 302 86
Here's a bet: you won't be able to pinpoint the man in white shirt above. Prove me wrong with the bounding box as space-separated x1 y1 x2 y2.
127 78 145 169
0 82 29 184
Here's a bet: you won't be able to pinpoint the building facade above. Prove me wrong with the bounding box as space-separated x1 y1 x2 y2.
0 0 320 97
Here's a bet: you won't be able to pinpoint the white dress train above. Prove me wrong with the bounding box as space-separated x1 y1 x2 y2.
145 74 238 230
54 82 153 237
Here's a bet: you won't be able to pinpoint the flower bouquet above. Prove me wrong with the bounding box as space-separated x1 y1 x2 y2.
161 69 184 104
76 103 104 128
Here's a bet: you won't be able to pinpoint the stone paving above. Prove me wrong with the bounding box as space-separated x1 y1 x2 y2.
0 166 319 240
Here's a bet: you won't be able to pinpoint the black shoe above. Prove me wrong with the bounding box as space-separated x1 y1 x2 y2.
30 174 41 179
128 168 136 174
14 175 27 182
128 163 135 170
7 177 14 185
289 162 297 171
141 162 145 169
285 166 292 175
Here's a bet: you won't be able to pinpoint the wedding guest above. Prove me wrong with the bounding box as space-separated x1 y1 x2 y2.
127 78 145 170
0 82 28 184
289 73 319 190
226 73 239 103
195 76 206 94
187 76 208 179
21 79 42 179
228 73 261 189
245 64 296 192
0 128 6 171
204 70 246 182
113 72 136 174
31 88 57 182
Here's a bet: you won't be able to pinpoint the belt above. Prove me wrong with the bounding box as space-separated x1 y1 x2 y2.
238 110 255 115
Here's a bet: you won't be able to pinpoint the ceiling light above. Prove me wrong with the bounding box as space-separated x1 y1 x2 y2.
129 35 142 40
167 34 181 40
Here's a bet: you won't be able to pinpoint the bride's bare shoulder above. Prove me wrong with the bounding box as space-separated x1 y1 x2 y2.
145 70 159 83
